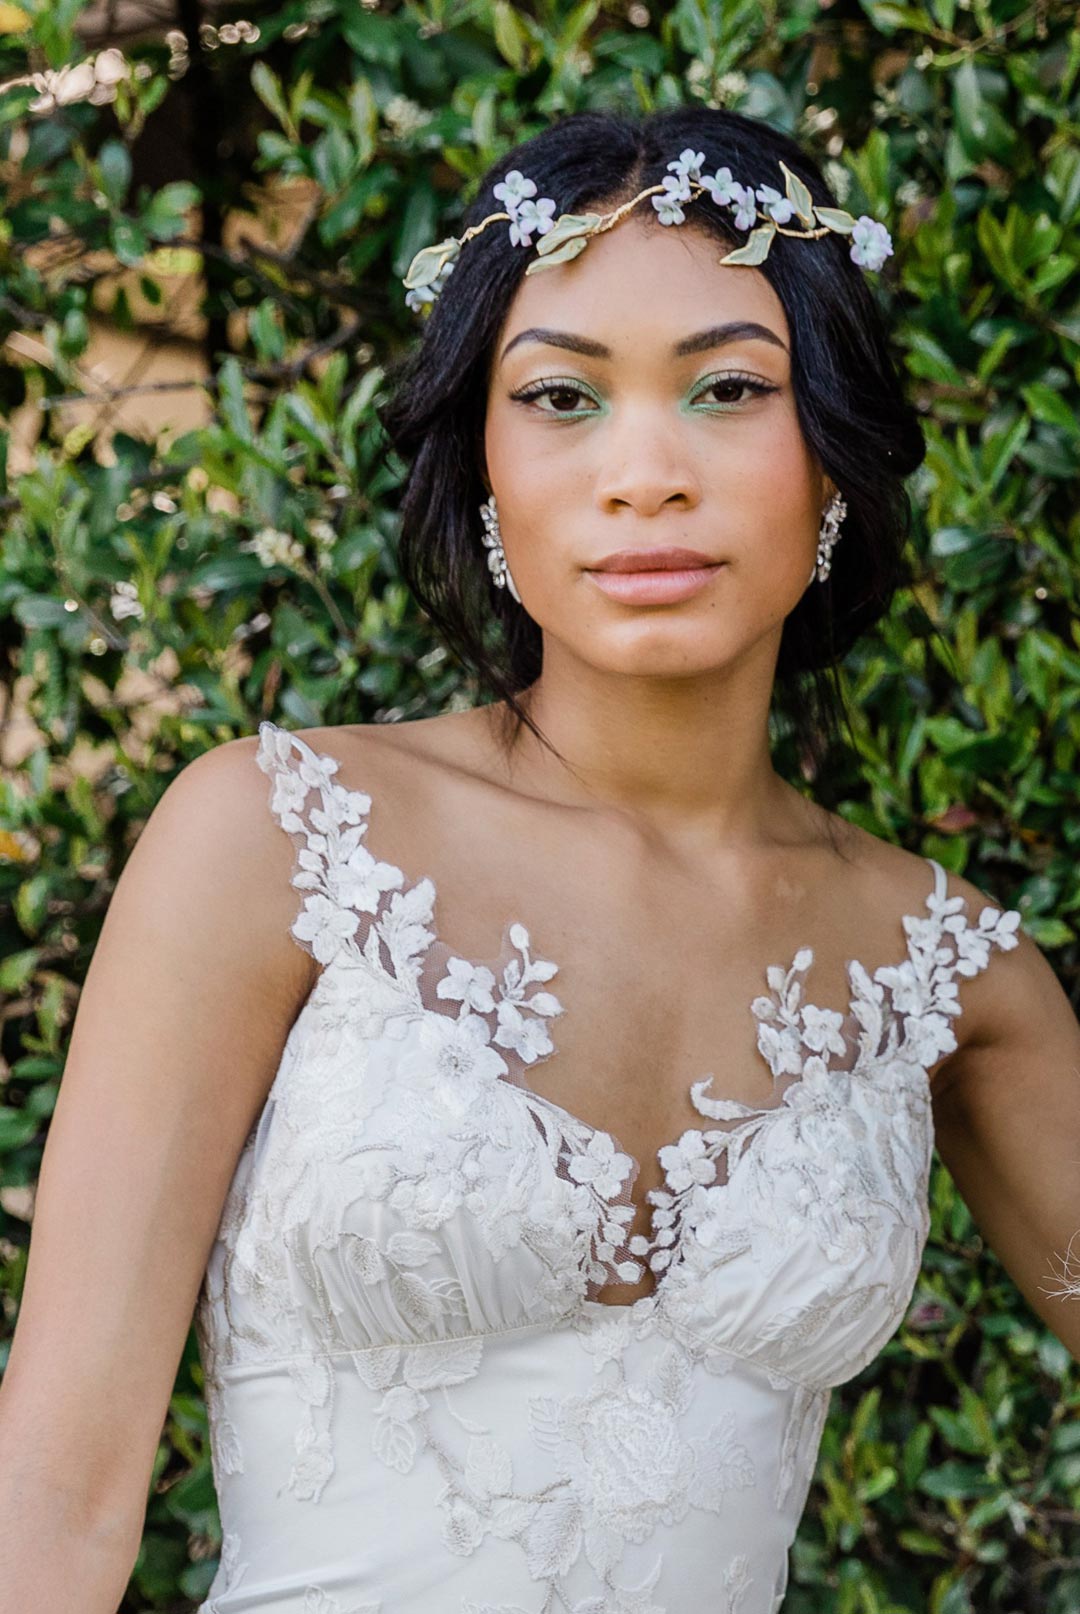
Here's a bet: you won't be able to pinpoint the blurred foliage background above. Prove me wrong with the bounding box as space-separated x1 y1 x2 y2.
1 0 1079 1609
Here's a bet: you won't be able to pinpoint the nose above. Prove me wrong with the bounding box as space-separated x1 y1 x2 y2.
592 408 703 516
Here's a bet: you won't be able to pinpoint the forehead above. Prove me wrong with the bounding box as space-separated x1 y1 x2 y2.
495 214 790 361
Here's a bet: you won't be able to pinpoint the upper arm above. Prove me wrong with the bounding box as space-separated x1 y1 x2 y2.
0 735 315 1538
932 906 1080 1361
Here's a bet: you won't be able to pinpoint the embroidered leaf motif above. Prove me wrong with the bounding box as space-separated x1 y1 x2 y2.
524 1494 584 1578
350 1344 401 1391
465 1433 514 1499
289 1354 332 1407
385 1231 442 1268
373 1412 417 1474
214 1415 243 1476
442 1495 485 1555
343 1232 387 1285
390 1269 450 1330
403 1336 484 1390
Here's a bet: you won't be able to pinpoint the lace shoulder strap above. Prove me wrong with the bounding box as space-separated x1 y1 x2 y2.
255 719 434 982
886 855 1023 1067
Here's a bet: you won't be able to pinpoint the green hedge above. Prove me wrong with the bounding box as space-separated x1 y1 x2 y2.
1 2 1078 1609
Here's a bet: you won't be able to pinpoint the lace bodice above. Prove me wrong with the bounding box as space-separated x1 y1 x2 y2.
193 720 1022 1614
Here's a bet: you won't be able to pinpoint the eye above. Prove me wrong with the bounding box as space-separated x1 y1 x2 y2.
510 379 597 416
691 372 778 408
509 371 779 418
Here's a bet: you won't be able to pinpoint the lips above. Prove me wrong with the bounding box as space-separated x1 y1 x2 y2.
588 547 721 573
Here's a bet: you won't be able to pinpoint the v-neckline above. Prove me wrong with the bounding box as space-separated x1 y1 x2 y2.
258 720 954 1307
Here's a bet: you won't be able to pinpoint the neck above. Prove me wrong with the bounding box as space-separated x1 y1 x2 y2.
486 641 816 851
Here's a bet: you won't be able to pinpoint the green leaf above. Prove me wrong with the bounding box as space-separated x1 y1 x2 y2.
0 949 38 993
524 236 589 274
953 60 1018 164
1021 382 1080 437
493 0 530 70
110 216 148 266
980 415 1031 490
779 160 815 228
0 1109 39 1151
533 212 605 257
720 222 776 266
919 1459 999 1500
815 206 856 234
97 139 131 208
143 181 198 242
251 60 295 140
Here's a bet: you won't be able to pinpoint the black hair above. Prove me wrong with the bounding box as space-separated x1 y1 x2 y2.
376 106 927 798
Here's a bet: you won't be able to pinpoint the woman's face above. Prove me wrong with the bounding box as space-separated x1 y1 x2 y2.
482 213 834 681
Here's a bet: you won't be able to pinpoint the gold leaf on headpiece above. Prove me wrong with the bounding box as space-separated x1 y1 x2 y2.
525 237 589 275
403 237 460 290
532 211 604 257
720 222 776 267
779 161 815 229
813 206 857 234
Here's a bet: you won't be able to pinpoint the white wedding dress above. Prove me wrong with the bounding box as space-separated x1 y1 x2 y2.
193 720 1021 1614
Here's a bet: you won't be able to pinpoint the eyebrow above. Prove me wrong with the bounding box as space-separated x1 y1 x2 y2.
499 320 789 367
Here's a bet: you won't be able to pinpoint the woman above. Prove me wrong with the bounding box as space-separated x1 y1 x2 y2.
2 107 1077 1614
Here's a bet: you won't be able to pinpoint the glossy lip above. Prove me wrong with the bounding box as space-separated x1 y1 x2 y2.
586 563 724 605
587 545 720 573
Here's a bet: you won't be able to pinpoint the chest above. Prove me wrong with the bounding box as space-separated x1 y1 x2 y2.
362 793 922 1188
203 942 936 1404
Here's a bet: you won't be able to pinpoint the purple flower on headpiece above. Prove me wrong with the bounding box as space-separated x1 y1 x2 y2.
509 195 557 247
849 216 893 271
702 166 738 206
728 183 758 232
493 169 537 212
755 184 795 225
652 172 692 225
668 147 706 184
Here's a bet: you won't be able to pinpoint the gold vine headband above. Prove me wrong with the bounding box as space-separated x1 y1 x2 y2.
403 147 894 313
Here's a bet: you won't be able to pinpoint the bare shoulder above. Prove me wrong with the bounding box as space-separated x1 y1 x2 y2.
809 817 1041 1068
923 857 1052 1055
284 708 505 806
144 732 320 1007
894 851 1063 1102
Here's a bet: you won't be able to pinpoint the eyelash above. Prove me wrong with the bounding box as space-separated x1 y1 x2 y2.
509 371 778 418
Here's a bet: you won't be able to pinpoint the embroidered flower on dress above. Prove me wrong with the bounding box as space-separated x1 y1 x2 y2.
493 997 558 1063
657 1129 717 1193
436 955 499 1013
527 1369 756 1578
566 1130 636 1200
395 1009 510 1115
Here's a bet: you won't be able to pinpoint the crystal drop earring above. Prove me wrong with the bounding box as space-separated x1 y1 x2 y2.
479 493 522 605
809 491 847 585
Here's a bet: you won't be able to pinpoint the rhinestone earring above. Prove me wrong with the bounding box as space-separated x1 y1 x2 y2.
479 493 522 604
810 491 847 585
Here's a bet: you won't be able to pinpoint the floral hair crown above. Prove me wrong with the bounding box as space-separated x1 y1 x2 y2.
403 147 893 314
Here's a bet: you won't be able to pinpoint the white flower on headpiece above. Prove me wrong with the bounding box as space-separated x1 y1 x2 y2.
702 166 738 206
651 172 694 225
755 184 796 225
728 182 758 231
668 147 706 183
492 169 537 213
404 257 455 312
849 216 893 271
509 194 557 247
